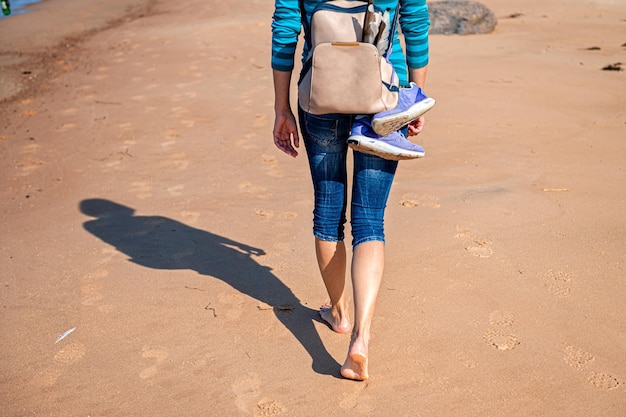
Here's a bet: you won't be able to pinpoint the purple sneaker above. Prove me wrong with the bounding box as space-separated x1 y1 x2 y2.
372 82 436 137
347 116 425 160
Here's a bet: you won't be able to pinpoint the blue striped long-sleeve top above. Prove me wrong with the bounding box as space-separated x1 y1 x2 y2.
271 0 430 86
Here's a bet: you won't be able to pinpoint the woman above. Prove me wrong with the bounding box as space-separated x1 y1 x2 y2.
271 0 430 380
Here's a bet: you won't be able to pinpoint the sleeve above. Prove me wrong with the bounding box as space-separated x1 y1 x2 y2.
271 0 302 72
399 0 430 69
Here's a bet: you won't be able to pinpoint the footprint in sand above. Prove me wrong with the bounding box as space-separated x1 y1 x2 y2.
255 210 298 221
232 372 261 410
81 268 109 307
454 226 494 258
80 281 104 306
218 292 246 321
233 372 287 416
129 181 153 200
236 135 258 151
118 122 134 131
563 345 594 370
160 152 189 171
399 193 441 209
16 156 44 175
179 210 200 224
60 107 78 116
339 382 375 413
167 184 185 196
32 342 86 388
544 269 572 297
239 181 272 199
57 123 77 133
14 139 43 176
562 345 621 390
261 154 283 178
139 348 169 379
54 342 86 365
454 226 472 239
399 198 419 208
488 310 516 327
483 310 519 351
483 329 519 351
255 209 274 219
587 372 620 390
454 351 479 369
99 246 117 262
84 255 116 312
168 105 189 116
31 367 64 388
161 138 176 150
465 239 494 258
94 65 109 81
254 398 287 417
161 129 180 145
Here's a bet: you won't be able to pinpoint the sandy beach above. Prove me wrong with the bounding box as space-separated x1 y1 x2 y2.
1 0 625 415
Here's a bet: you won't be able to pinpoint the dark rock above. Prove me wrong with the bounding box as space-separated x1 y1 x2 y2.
429 1 497 35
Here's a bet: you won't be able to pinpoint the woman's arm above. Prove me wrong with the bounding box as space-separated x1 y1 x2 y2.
272 69 299 157
409 66 428 89
407 65 429 136
401 0 431 136
271 1 301 156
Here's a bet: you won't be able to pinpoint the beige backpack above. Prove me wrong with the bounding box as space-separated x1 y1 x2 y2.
297 0 400 115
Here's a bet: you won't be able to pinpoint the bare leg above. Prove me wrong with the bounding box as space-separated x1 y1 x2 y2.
315 238 351 333
341 240 384 380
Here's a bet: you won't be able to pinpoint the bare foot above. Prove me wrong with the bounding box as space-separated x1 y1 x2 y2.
319 303 351 334
340 337 369 380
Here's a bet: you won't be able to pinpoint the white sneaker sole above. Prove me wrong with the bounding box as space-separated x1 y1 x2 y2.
372 97 436 137
347 136 425 161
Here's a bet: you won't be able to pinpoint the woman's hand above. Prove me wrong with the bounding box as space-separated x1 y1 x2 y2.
407 66 428 137
407 115 425 136
273 110 299 157
272 69 299 157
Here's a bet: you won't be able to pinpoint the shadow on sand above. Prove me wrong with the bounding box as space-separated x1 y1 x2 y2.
80 198 340 376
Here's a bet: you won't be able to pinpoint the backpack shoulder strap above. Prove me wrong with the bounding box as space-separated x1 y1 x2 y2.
382 2 401 58
299 0 312 50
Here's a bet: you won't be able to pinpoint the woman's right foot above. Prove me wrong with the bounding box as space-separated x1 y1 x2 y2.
319 303 351 334
340 337 369 380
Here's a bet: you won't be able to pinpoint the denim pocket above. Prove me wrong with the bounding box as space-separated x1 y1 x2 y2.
303 113 339 147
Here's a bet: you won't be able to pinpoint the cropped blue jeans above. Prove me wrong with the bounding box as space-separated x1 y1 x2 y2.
298 109 398 247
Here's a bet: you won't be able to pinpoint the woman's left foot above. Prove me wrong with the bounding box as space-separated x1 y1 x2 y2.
319 303 351 334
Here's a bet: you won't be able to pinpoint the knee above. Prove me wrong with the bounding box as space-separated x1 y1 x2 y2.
350 208 385 247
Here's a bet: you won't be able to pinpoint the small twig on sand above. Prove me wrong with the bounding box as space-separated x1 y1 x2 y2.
204 304 217 317
185 285 206 291
257 304 295 312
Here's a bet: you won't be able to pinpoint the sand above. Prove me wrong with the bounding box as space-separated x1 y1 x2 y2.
1 0 625 415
